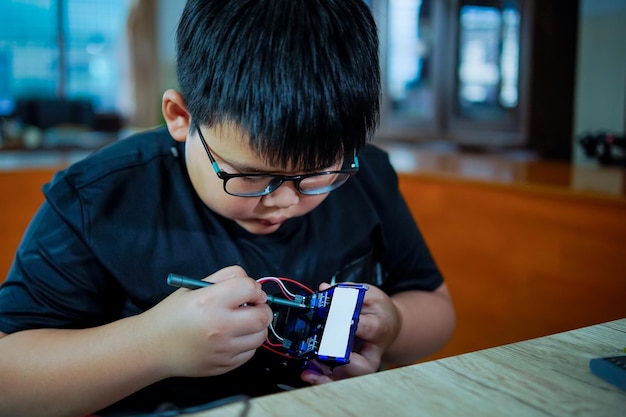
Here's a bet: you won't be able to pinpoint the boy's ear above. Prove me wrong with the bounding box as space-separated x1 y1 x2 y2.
162 89 191 142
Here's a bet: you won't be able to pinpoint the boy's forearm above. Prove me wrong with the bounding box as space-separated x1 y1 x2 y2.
0 316 166 417
384 284 456 365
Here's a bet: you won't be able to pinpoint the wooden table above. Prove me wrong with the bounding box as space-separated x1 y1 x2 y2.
192 319 626 417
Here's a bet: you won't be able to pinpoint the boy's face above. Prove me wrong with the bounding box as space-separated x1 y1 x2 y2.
185 124 334 235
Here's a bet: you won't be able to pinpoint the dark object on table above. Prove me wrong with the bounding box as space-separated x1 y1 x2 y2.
15 98 95 130
579 131 626 167
589 355 626 391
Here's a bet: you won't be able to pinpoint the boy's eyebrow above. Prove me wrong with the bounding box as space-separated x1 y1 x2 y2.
216 152 291 174
221 158 269 173
206 145 269 173
219 153 338 174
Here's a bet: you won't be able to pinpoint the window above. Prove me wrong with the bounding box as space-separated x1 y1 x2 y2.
386 0 435 122
0 0 130 116
456 2 520 123
371 0 529 146
458 6 519 110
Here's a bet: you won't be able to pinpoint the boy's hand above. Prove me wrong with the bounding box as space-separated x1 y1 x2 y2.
138 266 273 378
300 283 401 385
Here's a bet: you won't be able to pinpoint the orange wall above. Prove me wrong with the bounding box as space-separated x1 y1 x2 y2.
398 173 626 361
0 169 57 278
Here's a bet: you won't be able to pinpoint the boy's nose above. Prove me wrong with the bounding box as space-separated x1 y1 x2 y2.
261 182 300 208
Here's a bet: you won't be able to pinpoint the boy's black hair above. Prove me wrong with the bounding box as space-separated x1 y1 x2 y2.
176 0 380 170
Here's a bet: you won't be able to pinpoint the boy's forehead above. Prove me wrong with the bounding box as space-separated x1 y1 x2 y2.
210 122 249 146
207 123 264 161
204 122 341 171
203 123 301 171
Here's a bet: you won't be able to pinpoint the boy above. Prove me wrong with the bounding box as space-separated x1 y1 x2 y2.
0 0 454 416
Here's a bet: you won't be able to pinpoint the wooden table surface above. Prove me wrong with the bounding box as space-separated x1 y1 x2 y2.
192 319 626 417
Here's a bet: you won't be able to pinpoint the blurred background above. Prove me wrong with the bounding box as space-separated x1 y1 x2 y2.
0 0 624 164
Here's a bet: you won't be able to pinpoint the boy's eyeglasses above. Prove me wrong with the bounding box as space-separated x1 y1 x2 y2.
195 125 359 197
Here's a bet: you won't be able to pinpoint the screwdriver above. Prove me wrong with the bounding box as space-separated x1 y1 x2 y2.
167 273 307 309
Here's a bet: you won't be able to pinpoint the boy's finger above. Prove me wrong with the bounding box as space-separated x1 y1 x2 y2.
208 277 267 308
207 265 249 283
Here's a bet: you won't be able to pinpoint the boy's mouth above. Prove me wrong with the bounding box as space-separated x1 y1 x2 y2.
258 217 287 227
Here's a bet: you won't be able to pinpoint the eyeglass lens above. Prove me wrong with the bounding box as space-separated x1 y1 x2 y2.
225 172 350 196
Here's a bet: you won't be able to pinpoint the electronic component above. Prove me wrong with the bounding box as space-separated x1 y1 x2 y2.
268 283 368 365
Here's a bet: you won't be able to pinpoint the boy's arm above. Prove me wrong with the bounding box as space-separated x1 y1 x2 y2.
0 318 168 417
385 283 455 364
0 269 273 417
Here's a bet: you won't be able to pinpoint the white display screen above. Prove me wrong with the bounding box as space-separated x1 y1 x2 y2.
317 286 360 358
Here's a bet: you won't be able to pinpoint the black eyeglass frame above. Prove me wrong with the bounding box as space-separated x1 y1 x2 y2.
194 124 359 197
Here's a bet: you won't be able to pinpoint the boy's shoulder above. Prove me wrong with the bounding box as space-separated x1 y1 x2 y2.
49 126 180 191
361 142 390 159
354 143 398 187
333 143 400 215
360 143 395 173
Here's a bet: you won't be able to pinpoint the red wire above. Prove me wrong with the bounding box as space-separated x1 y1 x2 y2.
272 277 315 294
259 277 314 360
262 343 297 359
265 337 282 347
257 278 294 299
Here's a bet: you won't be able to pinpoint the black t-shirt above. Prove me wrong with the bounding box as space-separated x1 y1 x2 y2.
0 127 442 414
